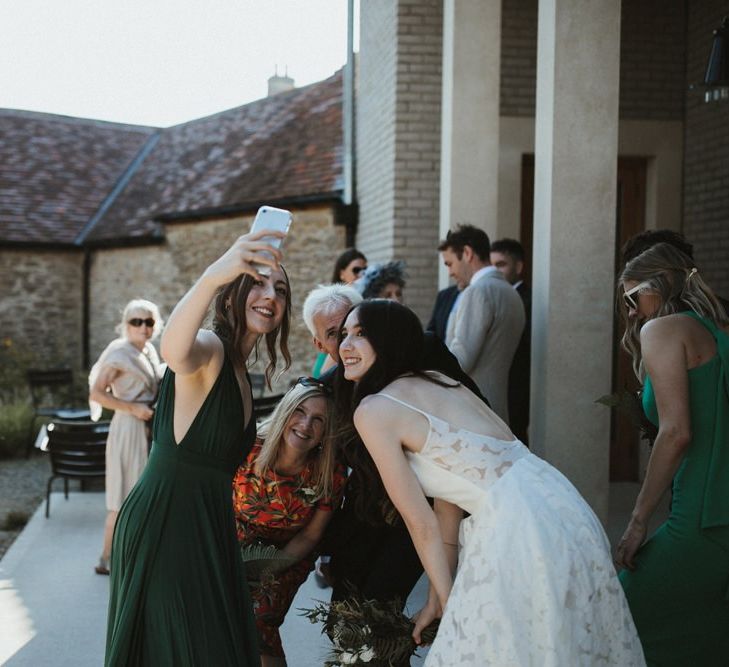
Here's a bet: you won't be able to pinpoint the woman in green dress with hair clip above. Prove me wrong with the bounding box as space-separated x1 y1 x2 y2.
617 242 729 666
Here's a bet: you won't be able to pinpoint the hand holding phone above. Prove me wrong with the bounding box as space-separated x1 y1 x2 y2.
249 206 292 275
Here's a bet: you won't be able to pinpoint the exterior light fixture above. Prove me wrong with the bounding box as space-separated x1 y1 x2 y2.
704 16 729 103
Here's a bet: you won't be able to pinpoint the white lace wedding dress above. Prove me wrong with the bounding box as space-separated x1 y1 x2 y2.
379 393 645 667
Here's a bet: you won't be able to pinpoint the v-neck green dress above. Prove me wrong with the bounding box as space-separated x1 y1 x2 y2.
105 349 259 666
620 312 729 666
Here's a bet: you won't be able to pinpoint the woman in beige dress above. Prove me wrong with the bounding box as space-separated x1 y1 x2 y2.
89 299 165 575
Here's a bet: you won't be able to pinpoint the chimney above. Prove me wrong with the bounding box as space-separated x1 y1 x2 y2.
267 65 295 96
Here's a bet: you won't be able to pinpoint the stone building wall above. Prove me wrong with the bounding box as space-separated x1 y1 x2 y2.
0 248 84 370
683 2 729 298
89 204 345 391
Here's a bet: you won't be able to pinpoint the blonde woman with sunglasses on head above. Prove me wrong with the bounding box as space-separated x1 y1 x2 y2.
616 242 729 666
89 299 165 576
232 378 346 667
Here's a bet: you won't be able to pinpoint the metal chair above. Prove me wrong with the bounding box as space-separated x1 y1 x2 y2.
249 373 266 398
42 419 110 518
26 368 90 457
252 394 284 422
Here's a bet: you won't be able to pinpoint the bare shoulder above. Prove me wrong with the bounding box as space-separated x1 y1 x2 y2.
641 313 707 346
177 329 224 383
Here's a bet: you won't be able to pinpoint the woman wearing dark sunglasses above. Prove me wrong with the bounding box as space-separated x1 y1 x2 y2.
232 378 346 667
89 298 165 576
105 229 291 666
617 242 729 666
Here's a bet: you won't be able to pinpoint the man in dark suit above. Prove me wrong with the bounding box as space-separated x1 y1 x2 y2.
426 283 459 342
491 238 531 445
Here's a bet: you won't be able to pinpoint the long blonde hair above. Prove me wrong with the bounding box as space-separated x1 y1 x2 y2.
619 242 728 380
255 383 337 501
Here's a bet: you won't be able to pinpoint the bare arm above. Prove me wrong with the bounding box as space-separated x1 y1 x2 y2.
412 498 463 643
353 399 454 615
160 230 285 376
616 318 692 570
89 366 153 421
281 508 334 561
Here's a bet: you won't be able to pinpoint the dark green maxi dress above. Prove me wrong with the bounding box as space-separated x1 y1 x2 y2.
620 312 729 666
105 350 260 666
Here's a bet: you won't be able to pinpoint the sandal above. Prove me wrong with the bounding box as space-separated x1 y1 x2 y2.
95 558 110 575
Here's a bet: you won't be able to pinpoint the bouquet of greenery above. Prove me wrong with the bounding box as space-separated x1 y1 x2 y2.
300 597 439 666
595 389 658 446
240 542 297 583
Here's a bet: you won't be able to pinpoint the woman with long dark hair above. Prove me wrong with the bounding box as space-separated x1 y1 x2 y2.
616 242 729 665
335 299 644 666
105 229 291 666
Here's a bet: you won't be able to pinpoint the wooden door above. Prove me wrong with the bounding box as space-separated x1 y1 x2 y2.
519 155 647 481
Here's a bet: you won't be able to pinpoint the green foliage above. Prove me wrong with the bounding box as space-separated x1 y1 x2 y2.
595 389 658 446
1 510 30 531
0 336 35 403
300 597 439 666
0 403 34 459
240 542 298 581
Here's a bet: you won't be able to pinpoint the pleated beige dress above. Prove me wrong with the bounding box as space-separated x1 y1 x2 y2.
89 339 164 511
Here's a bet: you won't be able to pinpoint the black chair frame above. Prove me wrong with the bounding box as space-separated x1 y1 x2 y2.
26 368 88 457
42 419 110 518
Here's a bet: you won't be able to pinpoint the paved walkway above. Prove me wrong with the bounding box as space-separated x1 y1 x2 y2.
0 484 664 666
0 491 429 666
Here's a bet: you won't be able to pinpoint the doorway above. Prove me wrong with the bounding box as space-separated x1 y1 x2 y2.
520 155 647 481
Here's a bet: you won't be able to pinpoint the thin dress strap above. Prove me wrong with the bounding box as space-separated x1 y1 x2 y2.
377 393 435 421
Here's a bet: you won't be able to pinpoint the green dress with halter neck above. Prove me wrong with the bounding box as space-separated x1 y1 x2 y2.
620 311 729 666
105 347 259 666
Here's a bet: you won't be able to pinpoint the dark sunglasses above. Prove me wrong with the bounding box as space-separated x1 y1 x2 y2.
128 318 155 328
296 376 333 396
352 265 367 276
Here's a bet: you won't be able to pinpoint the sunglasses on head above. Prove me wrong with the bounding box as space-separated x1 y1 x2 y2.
622 281 652 310
352 265 367 276
128 318 155 328
296 376 333 396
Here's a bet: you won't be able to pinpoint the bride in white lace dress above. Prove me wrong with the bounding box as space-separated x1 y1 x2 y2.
335 300 645 666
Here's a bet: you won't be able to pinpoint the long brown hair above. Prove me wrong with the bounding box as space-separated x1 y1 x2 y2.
212 269 292 386
619 242 727 380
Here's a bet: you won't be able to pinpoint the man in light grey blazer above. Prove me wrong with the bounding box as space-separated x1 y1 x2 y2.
439 225 525 422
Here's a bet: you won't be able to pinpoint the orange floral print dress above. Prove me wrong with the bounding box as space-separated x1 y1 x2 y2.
232 440 347 656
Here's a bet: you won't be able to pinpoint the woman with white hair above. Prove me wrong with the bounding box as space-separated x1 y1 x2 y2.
89 298 165 575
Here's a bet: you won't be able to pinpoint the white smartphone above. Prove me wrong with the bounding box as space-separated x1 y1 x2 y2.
249 205 292 275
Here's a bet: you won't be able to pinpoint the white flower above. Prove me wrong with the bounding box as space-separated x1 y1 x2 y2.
339 650 358 664
358 645 375 662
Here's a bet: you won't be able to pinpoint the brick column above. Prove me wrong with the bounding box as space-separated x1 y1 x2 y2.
357 0 443 320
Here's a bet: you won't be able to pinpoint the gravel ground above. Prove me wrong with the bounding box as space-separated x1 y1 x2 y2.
0 452 51 559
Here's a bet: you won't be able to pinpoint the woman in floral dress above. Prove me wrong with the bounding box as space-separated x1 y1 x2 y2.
233 378 346 667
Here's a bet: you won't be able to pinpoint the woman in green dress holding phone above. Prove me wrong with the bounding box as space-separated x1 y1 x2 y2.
616 242 729 666
105 227 291 666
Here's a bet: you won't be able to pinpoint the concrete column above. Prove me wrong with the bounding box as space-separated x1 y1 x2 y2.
439 0 501 287
531 0 621 521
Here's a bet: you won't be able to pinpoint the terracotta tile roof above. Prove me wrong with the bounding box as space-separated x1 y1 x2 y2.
0 110 156 245
85 69 344 244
